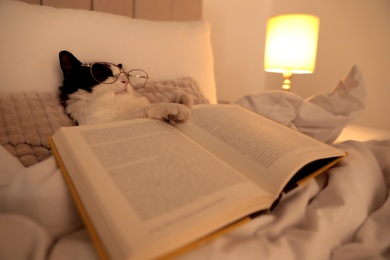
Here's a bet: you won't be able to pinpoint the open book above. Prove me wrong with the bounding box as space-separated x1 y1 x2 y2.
49 104 346 260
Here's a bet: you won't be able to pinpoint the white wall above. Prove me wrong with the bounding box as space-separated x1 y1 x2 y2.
203 0 272 102
204 0 390 131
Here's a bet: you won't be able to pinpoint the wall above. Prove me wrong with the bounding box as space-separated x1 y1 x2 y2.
204 0 390 131
203 0 272 102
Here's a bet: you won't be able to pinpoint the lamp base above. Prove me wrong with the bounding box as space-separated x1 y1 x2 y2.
282 71 293 91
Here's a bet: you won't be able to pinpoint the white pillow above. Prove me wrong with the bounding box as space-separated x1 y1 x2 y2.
0 0 217 103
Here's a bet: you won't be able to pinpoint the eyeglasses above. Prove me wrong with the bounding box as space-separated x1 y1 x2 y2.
82 62 149 88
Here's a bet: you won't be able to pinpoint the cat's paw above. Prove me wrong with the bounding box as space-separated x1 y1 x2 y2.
169 90 193 109
146 103 191 125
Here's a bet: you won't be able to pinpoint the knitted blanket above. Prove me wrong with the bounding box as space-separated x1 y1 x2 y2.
0 77 209 167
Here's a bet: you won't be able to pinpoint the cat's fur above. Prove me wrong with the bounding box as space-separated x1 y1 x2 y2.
58 50 192 125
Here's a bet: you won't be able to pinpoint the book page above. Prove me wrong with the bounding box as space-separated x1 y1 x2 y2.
176 104 345 195
53 119 272 259
80 121 249 221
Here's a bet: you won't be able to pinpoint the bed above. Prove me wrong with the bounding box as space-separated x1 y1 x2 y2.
1 0 390 259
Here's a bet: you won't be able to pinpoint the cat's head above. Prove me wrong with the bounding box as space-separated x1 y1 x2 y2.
58 50 131 107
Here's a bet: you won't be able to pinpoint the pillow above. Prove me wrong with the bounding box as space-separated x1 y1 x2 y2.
138 77 210 104
0 77 208 167
0 0 217 104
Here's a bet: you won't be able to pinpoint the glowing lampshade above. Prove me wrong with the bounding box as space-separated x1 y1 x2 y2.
264 14 319 91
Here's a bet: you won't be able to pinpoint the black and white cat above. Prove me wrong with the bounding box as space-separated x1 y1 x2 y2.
58 50 192 125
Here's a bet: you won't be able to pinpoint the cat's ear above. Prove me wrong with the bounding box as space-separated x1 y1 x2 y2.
59 50 82 77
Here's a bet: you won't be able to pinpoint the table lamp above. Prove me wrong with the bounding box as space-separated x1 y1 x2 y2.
264 14 319 91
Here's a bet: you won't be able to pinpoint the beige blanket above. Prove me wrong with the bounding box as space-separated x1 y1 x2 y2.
0 77 208 167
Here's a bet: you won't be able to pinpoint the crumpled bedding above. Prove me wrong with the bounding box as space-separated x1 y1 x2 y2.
235 65 366 144
1 66 390 260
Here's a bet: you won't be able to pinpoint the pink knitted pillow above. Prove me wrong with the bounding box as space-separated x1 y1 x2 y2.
0 77 208 166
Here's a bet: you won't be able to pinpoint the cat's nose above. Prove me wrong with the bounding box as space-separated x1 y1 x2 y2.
120 76 129 85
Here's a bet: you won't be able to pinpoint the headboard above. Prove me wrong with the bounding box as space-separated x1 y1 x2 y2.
17 0 202 21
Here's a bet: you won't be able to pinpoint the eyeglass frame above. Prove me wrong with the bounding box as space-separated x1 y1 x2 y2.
81 62 150 88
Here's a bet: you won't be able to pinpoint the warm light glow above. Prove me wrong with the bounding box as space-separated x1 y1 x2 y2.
264 14 319 74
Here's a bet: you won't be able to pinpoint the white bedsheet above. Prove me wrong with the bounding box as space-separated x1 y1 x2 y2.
1 65 389 259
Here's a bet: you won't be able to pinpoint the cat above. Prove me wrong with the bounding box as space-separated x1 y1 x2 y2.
58 50 193 125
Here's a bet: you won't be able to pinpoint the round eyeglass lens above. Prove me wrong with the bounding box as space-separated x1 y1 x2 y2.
128 69 148 88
